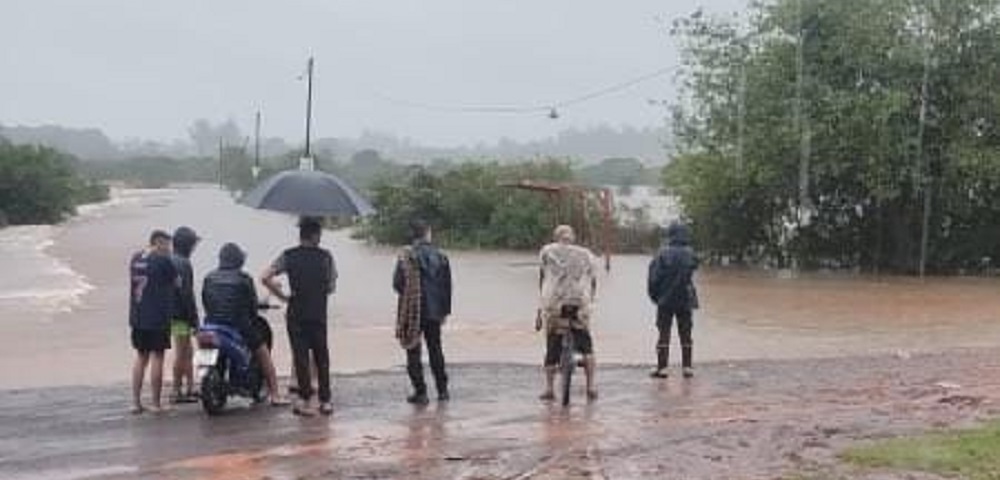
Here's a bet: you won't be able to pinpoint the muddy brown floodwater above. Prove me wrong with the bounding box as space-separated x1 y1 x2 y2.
4 187 1000 479
4 186 1000 389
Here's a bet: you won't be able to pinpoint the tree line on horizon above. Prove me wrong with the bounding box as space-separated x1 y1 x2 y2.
0 121 670 165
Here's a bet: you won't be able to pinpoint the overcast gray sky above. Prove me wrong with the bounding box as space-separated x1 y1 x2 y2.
2 0 745 146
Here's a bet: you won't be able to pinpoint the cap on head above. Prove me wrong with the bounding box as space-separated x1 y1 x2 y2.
218 242 246 270
149 230 172 245
553 225 575 243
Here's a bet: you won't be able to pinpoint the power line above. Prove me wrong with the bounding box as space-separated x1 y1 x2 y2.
373 94 547 114
553 65 675 109
375 64 676 116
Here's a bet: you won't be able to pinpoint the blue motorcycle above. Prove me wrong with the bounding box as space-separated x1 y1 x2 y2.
194 305 275 415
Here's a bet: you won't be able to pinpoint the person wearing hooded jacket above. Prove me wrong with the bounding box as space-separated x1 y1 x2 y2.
647 222 700 379
202 243 288 406
170 226 200 403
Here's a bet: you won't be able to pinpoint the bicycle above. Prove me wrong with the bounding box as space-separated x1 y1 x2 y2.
538 304 588 407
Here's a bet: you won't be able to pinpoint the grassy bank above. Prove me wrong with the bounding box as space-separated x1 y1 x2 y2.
842 422 1000 479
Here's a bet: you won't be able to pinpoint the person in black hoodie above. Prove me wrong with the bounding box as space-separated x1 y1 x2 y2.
394 219 453 405
647 223 699 379
170 226 200 403
202 243 287 406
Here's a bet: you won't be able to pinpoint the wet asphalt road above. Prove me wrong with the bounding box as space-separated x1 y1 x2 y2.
3 353 1000 480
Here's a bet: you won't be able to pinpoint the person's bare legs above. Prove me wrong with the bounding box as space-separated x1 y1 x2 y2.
149 352 166 412
583 355 597 400
182 338 195 396
172 334 193 399
541 365 557 400
255 346 287 405
132 352 150 413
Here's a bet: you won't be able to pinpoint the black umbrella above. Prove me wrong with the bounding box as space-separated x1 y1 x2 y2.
239 168 375 217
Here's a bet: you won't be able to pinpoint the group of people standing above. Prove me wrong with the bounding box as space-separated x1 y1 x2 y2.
127 216 699 415
129 218 337 415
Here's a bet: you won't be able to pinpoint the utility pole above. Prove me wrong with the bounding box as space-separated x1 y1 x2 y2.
304 56 314 162
736 57 747 176
916 6 934 278
253 110 261 180
795 0 811 215
217 137 224 188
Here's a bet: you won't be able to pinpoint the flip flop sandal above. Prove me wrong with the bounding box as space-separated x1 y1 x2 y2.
175 394 198 404
293 407 317 417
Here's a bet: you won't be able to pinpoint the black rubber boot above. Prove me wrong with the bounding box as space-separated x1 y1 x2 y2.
681 344 694 378
407 392 430 405
650 345 670 378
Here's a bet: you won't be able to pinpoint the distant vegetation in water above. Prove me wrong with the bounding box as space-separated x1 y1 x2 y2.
1 122 667 249
362 159 576 250
0 138 109 226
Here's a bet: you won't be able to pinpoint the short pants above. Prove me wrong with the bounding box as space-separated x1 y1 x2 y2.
170 319 194 337
240 325 264 352
131 328 171 354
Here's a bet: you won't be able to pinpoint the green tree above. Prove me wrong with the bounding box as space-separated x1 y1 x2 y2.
365 159 575 249
0 140 107 224
667 0 1000 273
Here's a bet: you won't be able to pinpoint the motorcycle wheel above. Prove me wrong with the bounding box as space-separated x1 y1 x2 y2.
201 367 227 415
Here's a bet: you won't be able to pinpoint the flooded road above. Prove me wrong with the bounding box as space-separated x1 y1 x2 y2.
2 186 1000 388
4 351 1000 479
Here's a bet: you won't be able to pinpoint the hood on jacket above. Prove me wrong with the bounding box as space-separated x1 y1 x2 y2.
173 226 199 258
218 243 246 270
665 222 692 247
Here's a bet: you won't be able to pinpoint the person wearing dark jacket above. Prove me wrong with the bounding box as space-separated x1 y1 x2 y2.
170 226 200 403
647 223 699 379
129 230 178 414
202 243 287 406
262 218 337 416
394 220 453 405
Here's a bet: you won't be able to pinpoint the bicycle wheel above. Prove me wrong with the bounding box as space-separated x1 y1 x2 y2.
560 330 574 407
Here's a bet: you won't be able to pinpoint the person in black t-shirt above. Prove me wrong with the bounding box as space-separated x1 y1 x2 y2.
262 217 337 416
129 230 179 414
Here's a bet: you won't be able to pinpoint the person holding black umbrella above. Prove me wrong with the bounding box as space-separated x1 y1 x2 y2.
262 217 337 416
